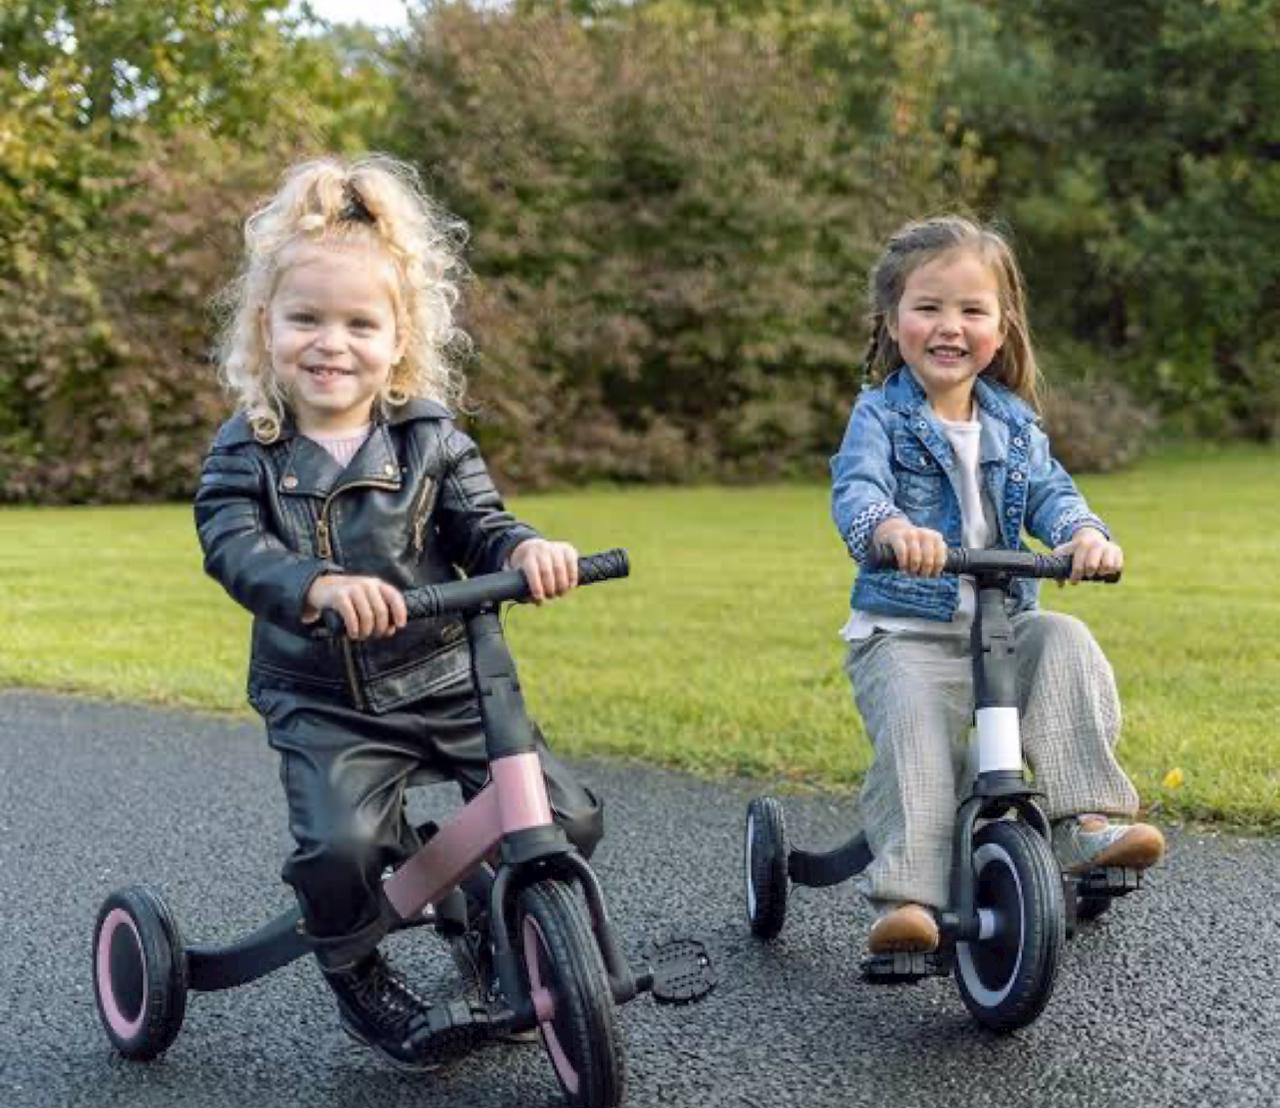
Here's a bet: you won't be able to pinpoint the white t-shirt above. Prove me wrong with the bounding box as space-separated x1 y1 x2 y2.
840 413 996 641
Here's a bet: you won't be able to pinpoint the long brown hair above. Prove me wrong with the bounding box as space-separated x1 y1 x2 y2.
862 215 1040 410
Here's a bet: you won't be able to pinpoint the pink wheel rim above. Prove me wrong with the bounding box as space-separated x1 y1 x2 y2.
523 914 579 1095
96 909 146 1039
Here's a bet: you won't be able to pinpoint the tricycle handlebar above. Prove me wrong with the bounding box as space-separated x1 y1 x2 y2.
867 545 1121 584
320 548 630 636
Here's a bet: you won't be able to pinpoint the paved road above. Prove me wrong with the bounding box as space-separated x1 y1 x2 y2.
2 690 1277 1108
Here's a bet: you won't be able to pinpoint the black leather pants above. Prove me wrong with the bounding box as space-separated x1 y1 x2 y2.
251 675 603 969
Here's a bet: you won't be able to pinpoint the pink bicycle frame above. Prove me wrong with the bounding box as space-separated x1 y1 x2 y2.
381 751 554 921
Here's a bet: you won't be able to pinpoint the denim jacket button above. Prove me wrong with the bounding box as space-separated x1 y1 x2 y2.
1013 436 1025 448
1006 507 1018 517
282 475 299 490
1011 471 1023 482
915 420 927 432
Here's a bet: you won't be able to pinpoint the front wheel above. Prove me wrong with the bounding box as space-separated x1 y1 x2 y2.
93 885 188 1059
517 879 624 1108
954 821 1064 1033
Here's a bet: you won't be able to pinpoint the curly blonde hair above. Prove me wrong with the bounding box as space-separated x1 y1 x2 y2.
214 154 470 442
862 215 1040 411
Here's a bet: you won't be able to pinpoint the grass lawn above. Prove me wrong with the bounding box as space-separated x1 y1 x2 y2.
2 444 1277 829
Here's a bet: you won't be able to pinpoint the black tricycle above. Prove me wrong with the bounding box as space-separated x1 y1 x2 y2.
743 546 1143 1032
93 550 715 1108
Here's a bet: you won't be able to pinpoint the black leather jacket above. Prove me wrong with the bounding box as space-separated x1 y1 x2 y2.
194 399 538 713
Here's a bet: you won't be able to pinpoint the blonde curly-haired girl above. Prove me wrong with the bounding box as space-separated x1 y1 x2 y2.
215 153 469 441
197 155 602 1069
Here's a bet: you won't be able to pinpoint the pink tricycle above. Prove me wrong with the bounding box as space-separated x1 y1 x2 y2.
92 550 714 1108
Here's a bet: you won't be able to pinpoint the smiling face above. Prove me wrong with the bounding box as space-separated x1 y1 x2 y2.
889 248 1005 420
262 241 405 435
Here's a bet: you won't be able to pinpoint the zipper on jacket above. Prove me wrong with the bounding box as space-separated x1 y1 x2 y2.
410 477 438 557
315 479 400 712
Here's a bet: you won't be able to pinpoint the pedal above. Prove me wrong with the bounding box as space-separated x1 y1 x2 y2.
1078 866 1142 898
412 997 492 1062
860 950 951 985
642 936 717 1005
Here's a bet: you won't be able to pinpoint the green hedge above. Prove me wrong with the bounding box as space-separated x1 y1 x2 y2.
1 0 1274 504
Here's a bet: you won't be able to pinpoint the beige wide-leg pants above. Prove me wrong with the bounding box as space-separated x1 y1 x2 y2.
844 610 1140 909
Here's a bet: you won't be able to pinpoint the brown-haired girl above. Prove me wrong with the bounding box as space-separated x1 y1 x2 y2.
831 216 1164 956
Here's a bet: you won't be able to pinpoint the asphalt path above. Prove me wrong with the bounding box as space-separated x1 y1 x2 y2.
2 690 1278 1108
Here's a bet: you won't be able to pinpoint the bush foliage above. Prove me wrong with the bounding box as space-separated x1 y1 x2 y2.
394 1 987 484
1 0 1274 502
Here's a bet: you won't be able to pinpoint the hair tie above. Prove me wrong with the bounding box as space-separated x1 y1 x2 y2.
340 186 376 225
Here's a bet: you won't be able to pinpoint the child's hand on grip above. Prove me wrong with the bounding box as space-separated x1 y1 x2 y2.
1052 527 1124 584
872 518 948 577
303 574 408 639
509 539 579 603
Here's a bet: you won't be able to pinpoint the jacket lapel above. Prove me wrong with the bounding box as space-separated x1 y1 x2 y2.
276 436 343 498
335 423 403 491
274 424 403 499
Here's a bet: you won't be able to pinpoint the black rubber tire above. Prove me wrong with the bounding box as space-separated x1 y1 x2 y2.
1076 895 1112 923
954 821 1064 1033
744 797 789 940
92 885 188 1060
517 880 624 1108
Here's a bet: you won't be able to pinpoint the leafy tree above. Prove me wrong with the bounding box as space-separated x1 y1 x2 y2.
942 0 1280 437
0 0 401 501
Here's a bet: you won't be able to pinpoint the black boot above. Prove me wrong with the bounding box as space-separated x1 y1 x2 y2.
323 951 436 1072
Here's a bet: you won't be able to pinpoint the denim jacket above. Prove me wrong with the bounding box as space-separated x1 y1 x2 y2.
830 367 1108 621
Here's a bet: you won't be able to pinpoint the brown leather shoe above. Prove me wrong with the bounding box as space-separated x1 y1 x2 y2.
867 903 940 955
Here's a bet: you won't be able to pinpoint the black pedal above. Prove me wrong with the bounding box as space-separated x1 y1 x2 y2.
1078 866 1142 897
860 950 951 985
412 997 491 1062
643 936 717 1005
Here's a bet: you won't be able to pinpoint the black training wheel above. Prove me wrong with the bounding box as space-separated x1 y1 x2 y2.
92 885 189 1059
517 879 624 1108
954 821 1064 1032
744 797 789 939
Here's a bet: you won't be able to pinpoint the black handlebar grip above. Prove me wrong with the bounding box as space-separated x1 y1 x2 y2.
1030 552 1122 583
398 549 633 626
1036 553 1076 578
403 586 445 620
578 548 630 585
320 609 347 637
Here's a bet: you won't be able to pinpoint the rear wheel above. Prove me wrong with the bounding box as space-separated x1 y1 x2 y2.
954 821 1064 1032
92 885 188 1059
517 880 624 1108
744 797 789 939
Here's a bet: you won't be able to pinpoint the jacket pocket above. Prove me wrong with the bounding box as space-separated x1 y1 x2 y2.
892 436 945 514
